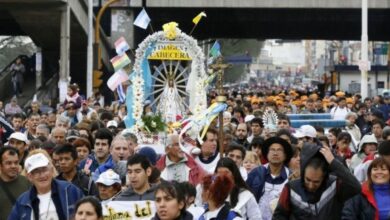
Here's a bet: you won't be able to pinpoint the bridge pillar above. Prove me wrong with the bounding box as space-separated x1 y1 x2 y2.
59 4 71 103
35 47 42 90
111 9 135 49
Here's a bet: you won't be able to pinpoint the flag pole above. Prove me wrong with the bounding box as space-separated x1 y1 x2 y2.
149 23 155 33
189 12 206 35
189 24 198 35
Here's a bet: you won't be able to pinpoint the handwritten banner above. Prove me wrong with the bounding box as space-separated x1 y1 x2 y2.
103 200 156 220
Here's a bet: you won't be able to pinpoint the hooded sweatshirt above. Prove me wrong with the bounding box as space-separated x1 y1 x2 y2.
273 143 361 220
114 184 157 201
349 134 377 172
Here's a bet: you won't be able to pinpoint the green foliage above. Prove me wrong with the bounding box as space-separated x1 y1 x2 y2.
141 114 166 133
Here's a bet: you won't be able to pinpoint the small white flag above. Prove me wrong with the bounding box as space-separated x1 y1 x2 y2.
134 8 151 29
107 69 128 92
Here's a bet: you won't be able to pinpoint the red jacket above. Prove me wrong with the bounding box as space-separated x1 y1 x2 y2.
362 182 379 220
156 153 206 186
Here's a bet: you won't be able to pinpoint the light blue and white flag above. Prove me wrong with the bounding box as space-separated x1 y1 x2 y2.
134 8 151 29
117 83 126 103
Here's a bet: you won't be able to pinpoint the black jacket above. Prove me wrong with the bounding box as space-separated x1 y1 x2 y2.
342 181 390 220
342 194 376 220
273 143 361 220
56 171 98 196
152 210 193 220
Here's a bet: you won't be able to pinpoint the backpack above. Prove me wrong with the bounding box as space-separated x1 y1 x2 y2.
200 203 241 220
247 166 267 201
216 203 241 220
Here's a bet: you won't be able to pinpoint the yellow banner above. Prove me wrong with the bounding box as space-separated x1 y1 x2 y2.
148 44 191 61
103 200 156 220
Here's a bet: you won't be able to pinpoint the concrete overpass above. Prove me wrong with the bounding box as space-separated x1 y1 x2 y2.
132 0 390 8
0 0 113 101
118 0 390 43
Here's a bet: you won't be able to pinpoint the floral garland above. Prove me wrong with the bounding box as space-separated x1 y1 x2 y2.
131 74 144 131
131 27 207 129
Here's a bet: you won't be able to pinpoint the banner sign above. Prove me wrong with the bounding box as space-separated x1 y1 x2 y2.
102 200 156 220
148 42 191 61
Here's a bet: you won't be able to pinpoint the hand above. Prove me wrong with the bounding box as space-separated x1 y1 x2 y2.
319 145 335 164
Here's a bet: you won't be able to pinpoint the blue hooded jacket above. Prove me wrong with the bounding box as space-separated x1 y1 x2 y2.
8 179 84 220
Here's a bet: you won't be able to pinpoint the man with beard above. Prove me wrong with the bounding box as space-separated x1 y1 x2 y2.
156 134 205 185
235 123 250 149
25 113 40 140
246 137 293 220
0 147 30 219
8 132 29 167
55 144 98 196
47 112 57 131
92 135 130 181
273 144 360 219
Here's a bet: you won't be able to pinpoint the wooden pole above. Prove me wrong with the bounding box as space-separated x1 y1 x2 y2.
209 57 231 157
217 69 225 157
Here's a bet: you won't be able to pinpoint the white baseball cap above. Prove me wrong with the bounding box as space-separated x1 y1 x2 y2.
299 125 317 138
96 169 121 186
8 132 28 143
24 153 50 173
292 130 305 139
244 115 255 123
107 120 118 128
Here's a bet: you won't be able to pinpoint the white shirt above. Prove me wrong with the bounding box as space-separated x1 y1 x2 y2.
330 106 350 120
233 190 262 220
35 191 59 220
187 204 205 220
195 153 220 173
161 156 190 182
239 166 248 181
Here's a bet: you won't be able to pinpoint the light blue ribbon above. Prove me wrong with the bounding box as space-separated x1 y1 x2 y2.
124 72 136 128
142 43 156 98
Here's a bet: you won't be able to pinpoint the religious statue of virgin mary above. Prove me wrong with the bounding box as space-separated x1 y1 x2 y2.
156 71 186 123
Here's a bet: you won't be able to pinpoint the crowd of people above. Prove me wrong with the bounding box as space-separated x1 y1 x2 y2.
0 83 389 220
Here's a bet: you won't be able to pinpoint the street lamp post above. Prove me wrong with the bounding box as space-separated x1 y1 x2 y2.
93 0 120 90
87 0 93 98
360 0 369 99
210 56 232 157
